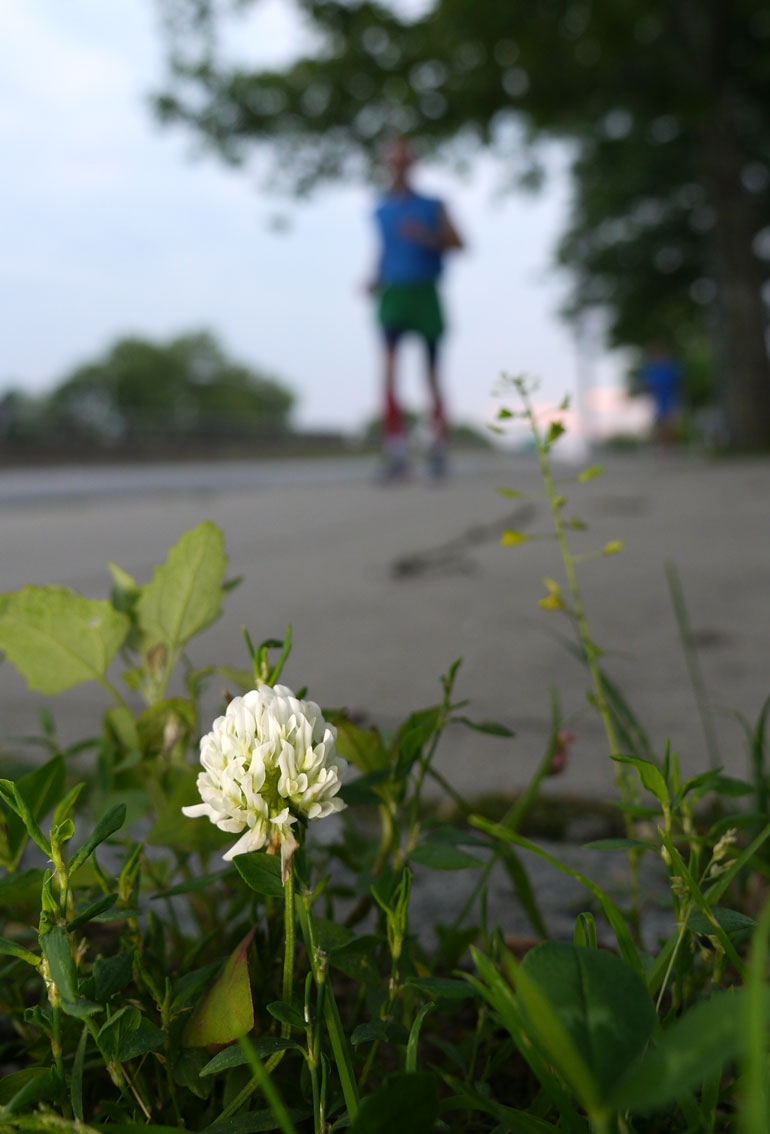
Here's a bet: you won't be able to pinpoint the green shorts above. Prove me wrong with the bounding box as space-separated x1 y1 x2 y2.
377 282 445 344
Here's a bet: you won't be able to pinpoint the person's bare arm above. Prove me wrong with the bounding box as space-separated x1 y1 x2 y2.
437 204 464 251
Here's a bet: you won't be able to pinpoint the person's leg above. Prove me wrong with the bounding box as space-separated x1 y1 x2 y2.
382 331 409 478
425 338 448 477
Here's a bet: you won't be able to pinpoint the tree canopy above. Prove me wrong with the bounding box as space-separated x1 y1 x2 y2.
0 331 295 448
155 0 770 447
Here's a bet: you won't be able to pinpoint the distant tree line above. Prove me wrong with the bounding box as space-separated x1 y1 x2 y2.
155 0 770 449
0 331 296 454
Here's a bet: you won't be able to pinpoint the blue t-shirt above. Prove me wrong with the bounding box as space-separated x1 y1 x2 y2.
375 191 444 285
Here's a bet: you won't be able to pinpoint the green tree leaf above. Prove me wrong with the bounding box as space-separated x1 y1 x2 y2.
0 587 129 694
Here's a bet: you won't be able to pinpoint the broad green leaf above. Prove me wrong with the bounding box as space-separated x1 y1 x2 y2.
136 522 227 655
98 1005 164 1061
521 942 656 1097
688 907 757 937
328 935 383 986
395 706 442 778
69 804 126 873
170 961 221 1012
200 1037 297 1075
41 927 77 1001
349 1071 438 1134
183 929 255 1047
267 1001 305 1030
350 1019 390 1045
332 717 389 772
611 754 669 807
0 586 129 693
93 950 134 1001
612 988 745 1111
233 850 283 898
0 1068 59 1115
409 838 481 871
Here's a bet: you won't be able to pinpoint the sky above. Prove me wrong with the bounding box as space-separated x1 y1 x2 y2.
0 0 628 434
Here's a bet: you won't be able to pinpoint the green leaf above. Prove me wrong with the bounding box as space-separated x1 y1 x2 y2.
339 771 388 806
546 420 566 445
395 706 442 777
41 927 77 1001
350 1019 390 1045
0 868 43 909
267 1000 305 1030
349 1071 438 1133
136 521 227 656
409 838 482 871
98 1005 164 1061
0 1068 59 1115
578 464 605 482
170 961 222 1012
233 851 283 898
93 950 135 1001
328 935 383 985
0 586 129 693
612 988 745 1111
611 753 669 807
0 936 39 967
520 942 656 1096
405 977 475 1001
332 718 389 773
71 1023 89 1121
452 715 515 737
687 907 757 937
183 929 255 1047
69 803 126 873
200 1037 297 1075
66 892 118 932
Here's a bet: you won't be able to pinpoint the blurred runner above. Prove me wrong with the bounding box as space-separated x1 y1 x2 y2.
369 136 464 480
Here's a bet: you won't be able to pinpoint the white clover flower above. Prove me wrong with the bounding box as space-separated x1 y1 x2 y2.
182 684 347 879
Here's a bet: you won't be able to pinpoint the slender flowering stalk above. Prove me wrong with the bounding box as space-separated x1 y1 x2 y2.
183 684 347 880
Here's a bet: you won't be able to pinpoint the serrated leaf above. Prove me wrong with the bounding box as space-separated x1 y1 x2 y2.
136 522 227 656
183 929 255 1047
0 587 129 693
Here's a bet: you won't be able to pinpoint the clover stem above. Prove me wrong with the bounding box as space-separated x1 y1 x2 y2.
282 864 295 1039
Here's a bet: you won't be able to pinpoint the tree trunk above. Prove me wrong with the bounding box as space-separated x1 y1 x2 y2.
700 91 770 449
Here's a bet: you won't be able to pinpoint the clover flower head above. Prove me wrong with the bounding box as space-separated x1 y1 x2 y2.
182 684 346 879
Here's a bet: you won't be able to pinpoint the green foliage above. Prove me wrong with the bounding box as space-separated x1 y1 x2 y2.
2 397 770 1131
1 330 295 450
